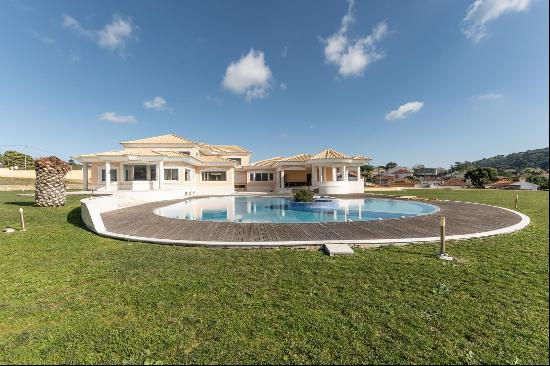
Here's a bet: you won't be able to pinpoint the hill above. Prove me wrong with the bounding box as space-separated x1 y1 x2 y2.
473 147 549 171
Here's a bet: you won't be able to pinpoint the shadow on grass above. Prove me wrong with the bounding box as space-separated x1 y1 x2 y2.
67 207 87 230
3 201 35 207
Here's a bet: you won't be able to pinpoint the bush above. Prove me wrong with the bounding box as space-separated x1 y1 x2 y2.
293 189 314 202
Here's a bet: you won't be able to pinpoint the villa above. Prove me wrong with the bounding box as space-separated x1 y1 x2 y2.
74 134 370 195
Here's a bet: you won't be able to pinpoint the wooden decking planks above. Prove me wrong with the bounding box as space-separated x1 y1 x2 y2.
100 196 523 243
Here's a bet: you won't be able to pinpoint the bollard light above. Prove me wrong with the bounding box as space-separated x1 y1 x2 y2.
438 216 453 261
19 208 26 231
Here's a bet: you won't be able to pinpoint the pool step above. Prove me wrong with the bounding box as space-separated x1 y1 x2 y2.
323 244 354 256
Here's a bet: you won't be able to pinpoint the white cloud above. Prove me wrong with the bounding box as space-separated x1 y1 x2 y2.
471 92 503 101
222 49 273 101
323 0 389 77
143 96 171 111
462 0 531 42
62 14 137 52
385 101 424 121
99 112 137 124
28 29 56 45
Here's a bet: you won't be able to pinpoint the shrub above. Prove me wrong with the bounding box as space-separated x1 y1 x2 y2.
293 189 314 202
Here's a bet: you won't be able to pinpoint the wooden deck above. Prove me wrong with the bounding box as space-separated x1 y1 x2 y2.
100 195 524 245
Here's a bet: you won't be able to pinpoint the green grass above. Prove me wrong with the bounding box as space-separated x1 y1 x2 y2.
0 190 548 364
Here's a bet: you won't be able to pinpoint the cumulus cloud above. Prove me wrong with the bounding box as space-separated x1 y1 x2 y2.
99 112 137 124
323 0 389 77
62 14 137 52
471 92 503 101
222 49 273 101
385 101 424 121
143 96 172 111
462 0 531 42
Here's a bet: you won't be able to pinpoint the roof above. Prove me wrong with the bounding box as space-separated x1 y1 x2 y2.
250 157 285 168
121 134 196 145
249 149 370 167
392 169 412 175
197 155 234 163
441 178 468 186
279 154 312 162
75 148 235 164
310 148 349 160
198 143 250 153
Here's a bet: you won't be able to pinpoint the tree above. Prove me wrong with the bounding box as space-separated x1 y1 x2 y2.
68 159 82 170
385 162 397 170
465 167 498 188
1 150 35 169
361 164 374 182
452 161 475 172
527 175 549 190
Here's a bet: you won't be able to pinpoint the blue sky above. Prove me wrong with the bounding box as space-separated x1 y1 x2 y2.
0 0 548 167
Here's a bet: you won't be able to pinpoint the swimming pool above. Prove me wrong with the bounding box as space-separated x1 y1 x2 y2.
154 196 439 223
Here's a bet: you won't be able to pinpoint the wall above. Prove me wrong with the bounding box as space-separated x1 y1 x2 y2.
285 170 308 183
0 167 86 181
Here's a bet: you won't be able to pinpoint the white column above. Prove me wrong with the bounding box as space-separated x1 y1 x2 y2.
280 170 285 189
82 164 88 190
311 166 317 186
159 160 164 190
342 166 348 181
319 166 324 182
357 166 362 182
105 161 111 191
332 166 337 182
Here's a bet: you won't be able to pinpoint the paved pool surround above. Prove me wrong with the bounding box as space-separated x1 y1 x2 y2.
80 193 530 248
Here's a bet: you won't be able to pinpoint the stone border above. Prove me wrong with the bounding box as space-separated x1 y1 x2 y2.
81 195 530 248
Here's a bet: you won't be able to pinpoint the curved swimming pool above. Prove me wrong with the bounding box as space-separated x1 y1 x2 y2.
154 196 439 223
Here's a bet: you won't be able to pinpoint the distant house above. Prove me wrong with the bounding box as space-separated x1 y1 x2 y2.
379 166 413 185
414 167 447 181
490 178 539 191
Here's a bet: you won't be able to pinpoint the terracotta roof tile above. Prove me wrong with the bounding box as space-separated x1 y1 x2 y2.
310 148 349 160
121 134 196 145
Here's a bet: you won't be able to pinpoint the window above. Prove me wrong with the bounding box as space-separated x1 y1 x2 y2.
133 165 147 181
185 169 193 181
227 157 242 165
249 172 272 181
101 169 117 182
124 165 133 181
149 165 157 181
202 171 227 181
164 168 179 181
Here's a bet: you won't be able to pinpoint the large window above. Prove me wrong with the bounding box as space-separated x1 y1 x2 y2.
202 171 227 181
249 172 273 181
133 165 147 181
164 168 179 181
101 169 117 182
150 165 157 181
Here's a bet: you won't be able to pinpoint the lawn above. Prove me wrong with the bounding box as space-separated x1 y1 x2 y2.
0 189 548 364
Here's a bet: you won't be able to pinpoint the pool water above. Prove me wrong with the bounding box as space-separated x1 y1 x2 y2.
154 196 439 223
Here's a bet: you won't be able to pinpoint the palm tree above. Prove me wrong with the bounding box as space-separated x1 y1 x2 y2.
34 156 71 207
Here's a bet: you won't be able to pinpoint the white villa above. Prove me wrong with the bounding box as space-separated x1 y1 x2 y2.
74 134 370 195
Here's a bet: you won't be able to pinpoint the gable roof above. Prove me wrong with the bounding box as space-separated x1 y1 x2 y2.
310 148 349 160
121 134 196 145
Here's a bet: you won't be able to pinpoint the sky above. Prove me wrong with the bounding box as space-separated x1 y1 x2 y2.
0 0 548 168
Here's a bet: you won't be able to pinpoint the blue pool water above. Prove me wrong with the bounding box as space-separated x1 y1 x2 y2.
154 196 439 223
